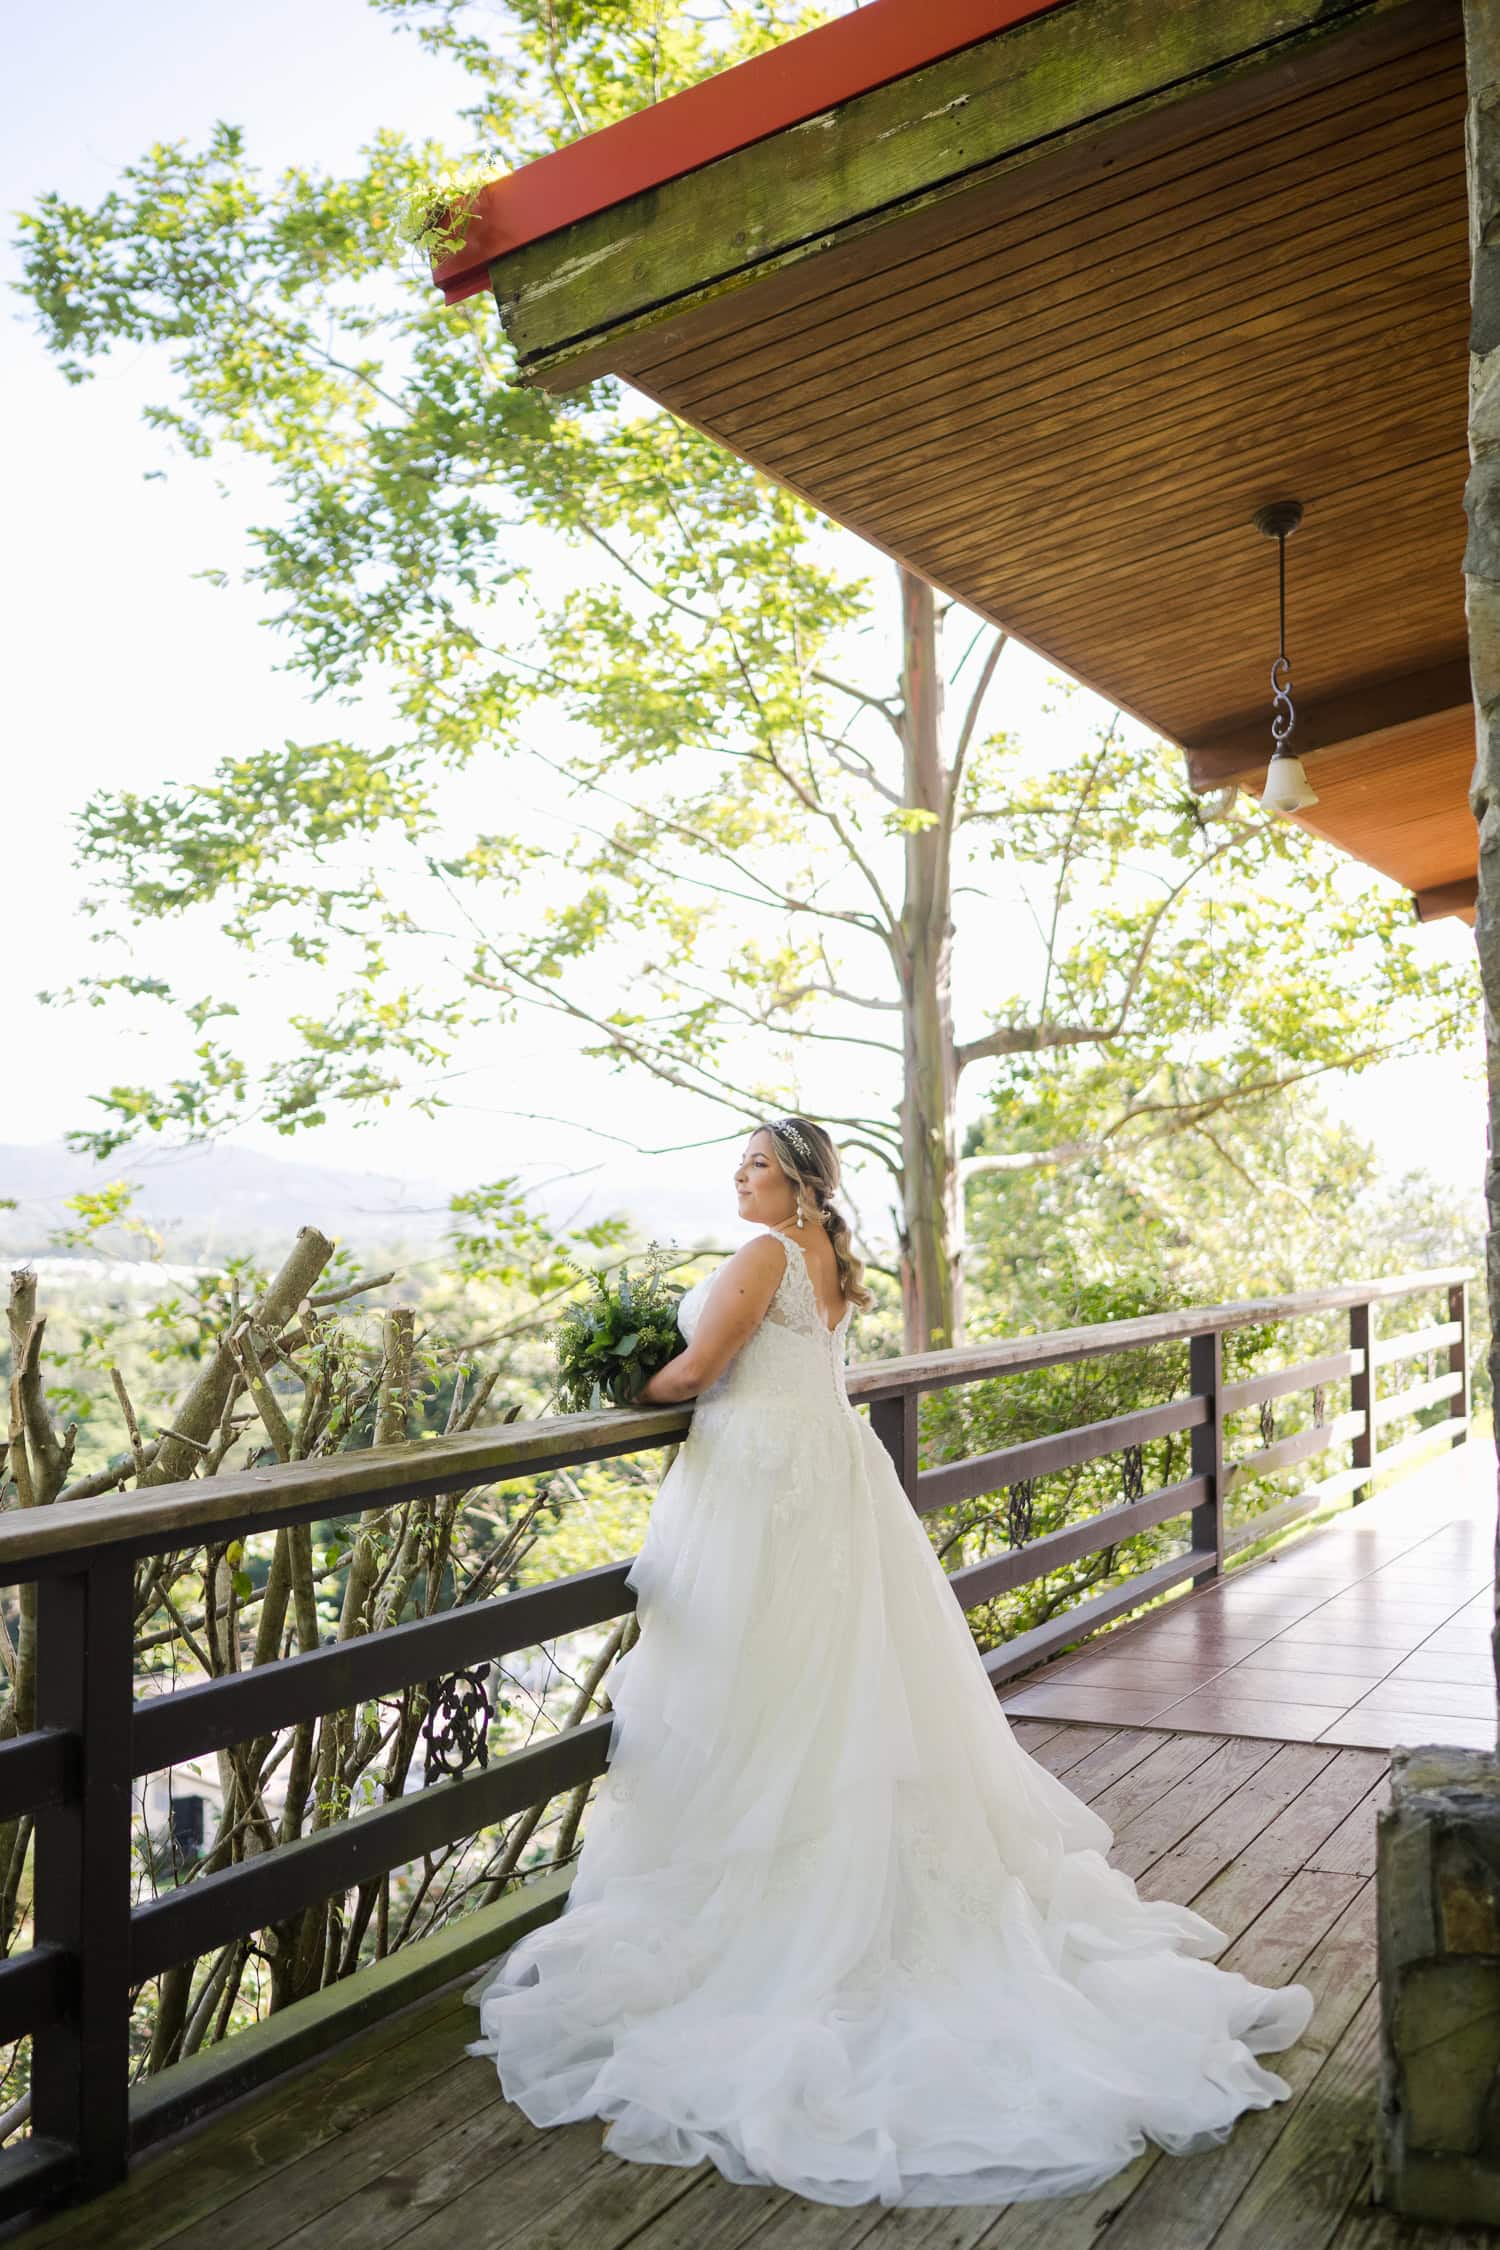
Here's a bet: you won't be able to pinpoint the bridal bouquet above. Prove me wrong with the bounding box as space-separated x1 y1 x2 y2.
553 1244 687 1412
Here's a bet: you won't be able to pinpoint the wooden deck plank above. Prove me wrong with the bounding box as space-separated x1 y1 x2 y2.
1131 1827 1277 1911
170 2056 522 2250
1079 1879 1378 2250
1020 1719 1160 1773
1106 1740 1333 1875
1002 1718 1081 1759
1077 1730 1239 1814
613 2167 875 2248
1239 1750 1391 1871
307 2115 620 2250
966 1867 1375 2250
602 2168 809 2250
25 1990 477 2250
1119 1741 1346 1870
1209 1984 1384 2250
377 2106 715 2250
1307 1775 1393 1879
1087 1733 1278 1838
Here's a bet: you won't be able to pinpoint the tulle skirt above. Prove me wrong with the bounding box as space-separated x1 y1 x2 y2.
466 1391 1315 2207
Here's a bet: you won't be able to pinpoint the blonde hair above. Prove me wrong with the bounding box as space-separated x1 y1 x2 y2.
756 1115 873 1313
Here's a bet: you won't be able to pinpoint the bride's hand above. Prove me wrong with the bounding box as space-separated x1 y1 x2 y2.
639 1361 696 1406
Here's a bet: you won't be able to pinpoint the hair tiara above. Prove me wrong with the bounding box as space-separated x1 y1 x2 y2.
769 1117 814 1164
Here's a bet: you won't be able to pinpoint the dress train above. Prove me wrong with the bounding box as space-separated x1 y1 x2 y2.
466 1229 1315 2206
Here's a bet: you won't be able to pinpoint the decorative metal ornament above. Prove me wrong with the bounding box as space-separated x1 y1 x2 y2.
1122 1444 1145 1504
1253 501 1319 815
422 1665 492 1783
1006 1477 1036 1547
1259 1398 1278 1449
1313 1384 1327 1428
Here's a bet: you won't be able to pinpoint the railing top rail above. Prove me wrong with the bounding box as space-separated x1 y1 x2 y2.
845 1268 1473 1403
0 1265 1470 1574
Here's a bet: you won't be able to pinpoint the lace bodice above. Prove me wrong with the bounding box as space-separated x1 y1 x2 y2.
676 1225 854 1415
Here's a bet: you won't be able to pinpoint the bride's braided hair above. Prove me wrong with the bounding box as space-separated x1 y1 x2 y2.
758 1116 873 1313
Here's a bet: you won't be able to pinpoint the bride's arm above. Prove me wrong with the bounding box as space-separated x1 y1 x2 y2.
637 1236 786 1404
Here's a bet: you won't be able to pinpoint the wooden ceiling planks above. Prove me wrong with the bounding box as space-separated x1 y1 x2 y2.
474 0 1478 911
1240 712 1479 906
683 74 1465 443
620 21 1474 901
631 24 1459 397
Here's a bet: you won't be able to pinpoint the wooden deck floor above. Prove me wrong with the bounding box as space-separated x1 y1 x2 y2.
25 1707 1459 2250
25 1441 1500 2246
999 1436 1496 1751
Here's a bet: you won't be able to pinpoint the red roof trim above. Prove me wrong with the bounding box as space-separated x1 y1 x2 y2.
431 0 1071 306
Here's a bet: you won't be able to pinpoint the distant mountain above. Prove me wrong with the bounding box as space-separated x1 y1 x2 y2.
0 1140 456 1262
0 1139 736 1264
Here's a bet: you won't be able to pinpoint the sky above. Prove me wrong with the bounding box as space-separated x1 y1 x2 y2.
1 0 1488 1255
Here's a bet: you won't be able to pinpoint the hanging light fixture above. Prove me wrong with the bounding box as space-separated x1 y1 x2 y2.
1253 499 1318 815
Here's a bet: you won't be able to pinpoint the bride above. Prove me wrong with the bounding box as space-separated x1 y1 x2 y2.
466 1115 1315 2207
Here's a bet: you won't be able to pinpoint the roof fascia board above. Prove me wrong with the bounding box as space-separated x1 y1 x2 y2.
431 0 1075 305
477 0 1429 385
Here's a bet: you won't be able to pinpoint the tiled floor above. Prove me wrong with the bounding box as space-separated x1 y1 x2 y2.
998 1434 1497 1749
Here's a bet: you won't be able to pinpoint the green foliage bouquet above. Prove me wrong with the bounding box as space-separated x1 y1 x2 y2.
553 1244 687 1412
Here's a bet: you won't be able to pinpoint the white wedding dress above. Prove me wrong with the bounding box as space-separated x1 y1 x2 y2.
466 1226 1316 2206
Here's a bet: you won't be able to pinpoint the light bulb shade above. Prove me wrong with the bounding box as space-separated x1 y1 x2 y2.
1260 750 1319 814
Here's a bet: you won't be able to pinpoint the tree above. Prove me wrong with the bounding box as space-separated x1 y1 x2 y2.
965 1073 1485 1340
11 0 1478 1351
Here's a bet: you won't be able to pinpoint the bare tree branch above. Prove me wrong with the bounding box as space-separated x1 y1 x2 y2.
944 628 1007 830
811 669 905 739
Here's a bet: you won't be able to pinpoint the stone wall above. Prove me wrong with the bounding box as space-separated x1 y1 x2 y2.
1376 1745 1500 2217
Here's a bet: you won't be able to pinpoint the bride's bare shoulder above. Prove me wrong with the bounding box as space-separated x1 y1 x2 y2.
693 1234 788 1334
713 1231 789 1293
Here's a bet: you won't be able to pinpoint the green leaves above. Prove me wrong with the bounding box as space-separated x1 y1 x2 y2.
13 3 881 1158
961 721 1476 1151
552 1244 686 1411
447 1175 629 1292
50 1179 164 1261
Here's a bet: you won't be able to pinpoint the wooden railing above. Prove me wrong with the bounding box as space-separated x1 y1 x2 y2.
0 1265 1472 2221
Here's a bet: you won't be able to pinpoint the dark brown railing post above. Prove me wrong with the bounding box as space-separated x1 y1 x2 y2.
31 1555 134 2194
1450 1279 1471 1443
870 1390 918 1505
1349 1299 1377 1501
1188 1329 1223 1585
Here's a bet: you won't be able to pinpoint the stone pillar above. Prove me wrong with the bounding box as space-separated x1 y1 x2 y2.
1370 6 1500 2220
1375 1749 1500 2218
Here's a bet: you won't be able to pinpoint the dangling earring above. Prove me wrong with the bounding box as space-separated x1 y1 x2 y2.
795 1192 806 1229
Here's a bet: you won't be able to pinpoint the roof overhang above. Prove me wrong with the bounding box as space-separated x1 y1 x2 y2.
434 0 1478 923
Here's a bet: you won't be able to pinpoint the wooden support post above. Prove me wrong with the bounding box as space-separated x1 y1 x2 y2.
1450 1279 1472 1442
1348 1300 1377 1501
869 1392 919 1508
1188 1330 1223 1586
31 1557 134 2194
